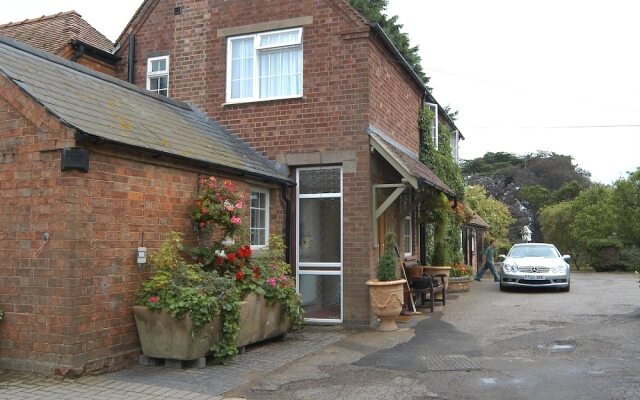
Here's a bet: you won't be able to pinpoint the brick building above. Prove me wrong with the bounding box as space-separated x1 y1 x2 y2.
0 11 119 75
113 0 462 326
0 35 290 375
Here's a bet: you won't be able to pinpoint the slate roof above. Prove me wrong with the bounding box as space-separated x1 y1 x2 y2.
0 35 290 184
367 126 455 197
0 11 113 54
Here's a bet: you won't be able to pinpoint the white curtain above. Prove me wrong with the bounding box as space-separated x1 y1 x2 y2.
230 38 254 99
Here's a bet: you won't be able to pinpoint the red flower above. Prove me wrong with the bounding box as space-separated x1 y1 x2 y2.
252 266 260 279
235 271 244 281
237 245 252 258
149 296 159 304
227 253 236 263
215 256 225 265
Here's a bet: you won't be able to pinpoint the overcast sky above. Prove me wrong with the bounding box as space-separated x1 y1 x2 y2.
2 0 639 184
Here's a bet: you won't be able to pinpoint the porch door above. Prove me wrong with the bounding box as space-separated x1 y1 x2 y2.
296 167 343 322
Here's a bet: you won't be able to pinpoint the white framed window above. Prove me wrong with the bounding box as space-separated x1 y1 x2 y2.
426 102 438 149
226 27 303 103
147 56 169 96
452 130 460 163
404 215 413 257
250 188 269 249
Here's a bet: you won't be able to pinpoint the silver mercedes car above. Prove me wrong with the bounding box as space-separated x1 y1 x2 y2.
499 243 571 292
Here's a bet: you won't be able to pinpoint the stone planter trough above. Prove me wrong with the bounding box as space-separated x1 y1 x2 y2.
133 293 291 362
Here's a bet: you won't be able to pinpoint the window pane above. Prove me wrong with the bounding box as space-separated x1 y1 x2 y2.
230 38 254 99
149 77 159 91
299 198 340 262
299 169 340 194
299 274 340 320
258 48 302 98
259 30 300 47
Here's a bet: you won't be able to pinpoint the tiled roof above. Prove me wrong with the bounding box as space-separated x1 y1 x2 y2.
466 210 490 228
0 35 290 184
368 127 456 197
0 11 113 54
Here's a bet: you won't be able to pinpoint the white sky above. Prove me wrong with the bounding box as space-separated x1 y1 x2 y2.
2 0 639 184
386 0 640 184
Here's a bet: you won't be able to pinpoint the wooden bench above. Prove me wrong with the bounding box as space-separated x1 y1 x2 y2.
402 258 446 313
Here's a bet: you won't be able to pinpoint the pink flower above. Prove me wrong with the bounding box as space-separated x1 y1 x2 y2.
230 216 241 225
226 204 235 211
149 296 159 304
235 202 243 209
268 278 277 287
279 276 287 283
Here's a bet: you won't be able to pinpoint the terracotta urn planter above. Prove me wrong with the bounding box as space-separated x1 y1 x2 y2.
447 276 472 293
133 293 291 361
366 279 406 332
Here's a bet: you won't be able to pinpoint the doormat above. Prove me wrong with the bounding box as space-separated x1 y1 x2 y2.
418 355 481 371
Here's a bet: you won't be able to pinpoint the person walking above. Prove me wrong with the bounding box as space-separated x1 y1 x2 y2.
475 239 500 282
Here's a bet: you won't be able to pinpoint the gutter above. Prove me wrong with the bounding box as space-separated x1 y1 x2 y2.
74 130 295 187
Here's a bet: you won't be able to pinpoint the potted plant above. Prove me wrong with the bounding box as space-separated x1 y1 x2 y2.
447 263 473 293
366 232 406 331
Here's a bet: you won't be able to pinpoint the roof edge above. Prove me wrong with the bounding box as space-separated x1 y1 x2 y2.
0 34 190 111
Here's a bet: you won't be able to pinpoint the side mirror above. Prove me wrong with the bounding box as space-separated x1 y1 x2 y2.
498 254 506 261
562 255 571 262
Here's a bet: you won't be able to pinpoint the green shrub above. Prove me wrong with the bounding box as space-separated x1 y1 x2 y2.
378 232 398 281
587 238 623 272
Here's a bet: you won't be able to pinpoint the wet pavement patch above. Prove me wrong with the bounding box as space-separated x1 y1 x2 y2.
353 315 483 372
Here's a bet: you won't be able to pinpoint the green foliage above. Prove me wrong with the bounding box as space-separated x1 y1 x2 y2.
136 233 239 351
378 232 398 281
613 168 640 246
431 193 451 266
349 0 429 85
586 239 623 272
461 152 523 176
419 109 464 198
449 263 473 278
465 185 515 244
251 235 304 328
540 185 617 269
0 308 3 321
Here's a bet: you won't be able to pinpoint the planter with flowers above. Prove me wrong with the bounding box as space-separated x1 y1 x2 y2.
447 263 473 293
134 176 303 363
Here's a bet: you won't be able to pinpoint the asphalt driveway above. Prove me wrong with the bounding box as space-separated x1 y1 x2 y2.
1 272 638 399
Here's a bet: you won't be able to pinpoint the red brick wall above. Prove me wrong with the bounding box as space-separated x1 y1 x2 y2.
368 39 424 153
0 75 285 374
114 0 427 325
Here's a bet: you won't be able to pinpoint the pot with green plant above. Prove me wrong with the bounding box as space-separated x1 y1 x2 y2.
447 263 473 292
366 232 406 332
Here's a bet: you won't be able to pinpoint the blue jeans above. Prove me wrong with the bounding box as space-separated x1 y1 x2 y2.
475 262 500 282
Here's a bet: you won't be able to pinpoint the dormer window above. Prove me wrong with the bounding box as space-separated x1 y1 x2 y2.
147 56 169 96
226 28 303 103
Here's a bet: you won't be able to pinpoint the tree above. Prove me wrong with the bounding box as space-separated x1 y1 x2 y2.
464 151 592 242
465 185 515 245
348 0 429 85
540 185 617 269
613 167 640 246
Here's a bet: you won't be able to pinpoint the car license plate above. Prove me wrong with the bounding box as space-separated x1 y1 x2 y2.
524 274 544 280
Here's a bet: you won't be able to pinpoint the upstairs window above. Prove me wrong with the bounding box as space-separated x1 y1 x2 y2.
425 102 438 149
147 56 169 96
452 130 460 163
250 189 269 249
227 28 303 103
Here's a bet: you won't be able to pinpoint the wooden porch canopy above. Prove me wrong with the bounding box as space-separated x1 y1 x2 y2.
368 127 456 247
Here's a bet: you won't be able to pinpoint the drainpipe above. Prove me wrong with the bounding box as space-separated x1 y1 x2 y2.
281 183 292 264
127 34 136 84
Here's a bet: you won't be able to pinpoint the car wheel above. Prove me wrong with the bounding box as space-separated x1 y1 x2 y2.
559 282 570 292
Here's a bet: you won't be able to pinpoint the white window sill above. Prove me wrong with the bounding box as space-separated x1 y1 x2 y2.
223 94 303 106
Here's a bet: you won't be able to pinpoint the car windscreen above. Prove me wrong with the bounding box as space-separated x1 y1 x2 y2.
509 246 558 258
